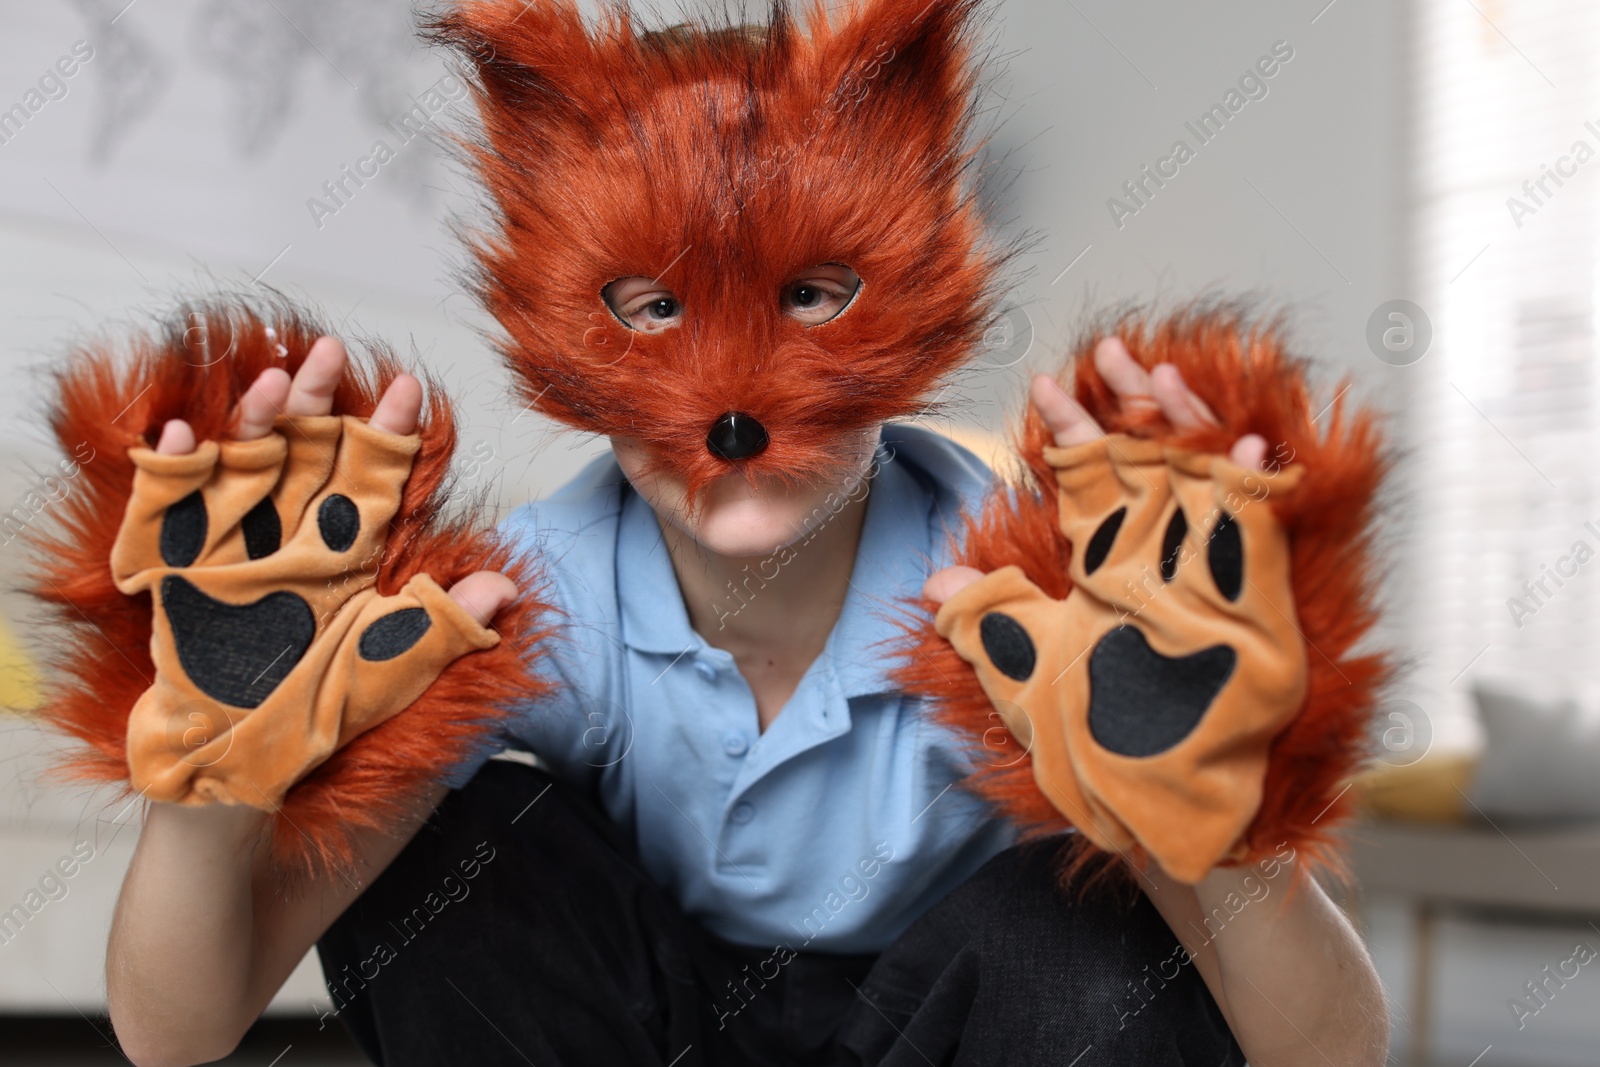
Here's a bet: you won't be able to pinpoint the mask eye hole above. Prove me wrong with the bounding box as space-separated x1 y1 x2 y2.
781 263 862 326
602 277 684 332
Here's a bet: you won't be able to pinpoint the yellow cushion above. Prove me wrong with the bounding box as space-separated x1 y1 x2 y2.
1354 752 1478 823
0 609 43 712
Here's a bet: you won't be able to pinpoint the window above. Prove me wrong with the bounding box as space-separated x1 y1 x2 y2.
1410 0 1600 746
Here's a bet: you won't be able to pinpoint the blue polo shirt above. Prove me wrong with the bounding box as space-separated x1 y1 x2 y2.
448 424 1016 953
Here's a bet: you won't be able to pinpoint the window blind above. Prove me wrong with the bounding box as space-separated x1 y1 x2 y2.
1410 0 1600 747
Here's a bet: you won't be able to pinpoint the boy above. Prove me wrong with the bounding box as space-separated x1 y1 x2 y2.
93 3 1386 1064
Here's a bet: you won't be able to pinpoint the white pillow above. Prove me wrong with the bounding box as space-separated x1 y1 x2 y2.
1469 676 1600 821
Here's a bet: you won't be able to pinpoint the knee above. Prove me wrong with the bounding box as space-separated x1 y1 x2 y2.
333 760 603 936
423 759 616 866
965 841 1239 1057
433 757 565 834
319 759 637 983
844 840 1242 1064
966 840 1181 979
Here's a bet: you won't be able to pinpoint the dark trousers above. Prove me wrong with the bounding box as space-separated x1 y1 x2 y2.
317 761 1244 1066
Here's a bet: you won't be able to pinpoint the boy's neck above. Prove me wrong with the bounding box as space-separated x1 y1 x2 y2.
661 487 870 733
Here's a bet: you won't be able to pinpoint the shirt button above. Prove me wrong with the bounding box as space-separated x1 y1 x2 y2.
730 801 755 824
695 659 718 681
722 732 748 757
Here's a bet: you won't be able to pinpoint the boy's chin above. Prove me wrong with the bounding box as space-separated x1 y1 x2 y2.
677 494 825 560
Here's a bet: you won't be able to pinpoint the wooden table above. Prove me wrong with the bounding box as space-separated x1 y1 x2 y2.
1347 819 1600 1065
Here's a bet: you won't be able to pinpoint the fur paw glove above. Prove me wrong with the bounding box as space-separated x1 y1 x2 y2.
934 434 1307 884
111 415 499 809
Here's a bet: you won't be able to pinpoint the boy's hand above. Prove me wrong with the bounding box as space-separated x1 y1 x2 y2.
129 334 518 806
926 336 1266 604
920 334 1309 882
152 336 517 623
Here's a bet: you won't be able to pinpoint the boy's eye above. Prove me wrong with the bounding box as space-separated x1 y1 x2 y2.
782 264 862 326
602 277 684 332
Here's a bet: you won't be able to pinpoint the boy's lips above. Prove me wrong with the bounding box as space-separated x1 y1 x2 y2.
702 466 796 504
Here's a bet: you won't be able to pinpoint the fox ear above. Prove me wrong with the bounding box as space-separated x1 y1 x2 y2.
422 0 626 138
812 0 992 145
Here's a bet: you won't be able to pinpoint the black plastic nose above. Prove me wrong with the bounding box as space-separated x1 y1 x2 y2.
706 412 769 461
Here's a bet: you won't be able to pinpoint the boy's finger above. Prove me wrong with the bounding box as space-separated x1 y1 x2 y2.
1092 336 1159 417
154 419 197 455
1031 374 1103 448
370 374 424 436
234 368 292 440
283 336 348 418
1150 363 1221 431
1230 433 1268 471
924 565 985 605
446 571 519 626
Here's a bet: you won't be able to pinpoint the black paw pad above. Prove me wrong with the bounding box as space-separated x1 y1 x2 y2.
241 497 281 560
1082 507 1126 576
160 491 207 567
359 608 432 662
161 575 314 708
1087 626 1236 757
318 495 360 552
979 612 1036 682
1160 508 1187 582
1208 513 1243 601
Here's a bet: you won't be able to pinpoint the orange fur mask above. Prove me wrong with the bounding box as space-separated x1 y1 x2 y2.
425 0 1012 504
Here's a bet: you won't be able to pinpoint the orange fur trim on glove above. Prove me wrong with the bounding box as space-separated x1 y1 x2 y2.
896 306 1390 890
27 296 556 879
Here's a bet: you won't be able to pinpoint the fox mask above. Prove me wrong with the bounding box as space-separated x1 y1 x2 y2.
427 0 1009 504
